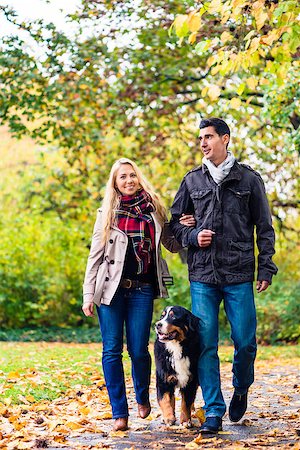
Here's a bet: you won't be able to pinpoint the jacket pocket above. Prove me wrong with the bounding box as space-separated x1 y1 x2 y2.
94 259 109 300
227 188 250 214
190 189 213 219
228 241 254 270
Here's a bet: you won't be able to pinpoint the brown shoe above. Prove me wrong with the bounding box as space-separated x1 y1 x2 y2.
138 402 151 419
113 417 128 431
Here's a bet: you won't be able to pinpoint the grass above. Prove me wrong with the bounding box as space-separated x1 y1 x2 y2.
0 342 299 405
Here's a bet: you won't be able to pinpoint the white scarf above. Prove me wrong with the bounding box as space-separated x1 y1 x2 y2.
202 152 236 185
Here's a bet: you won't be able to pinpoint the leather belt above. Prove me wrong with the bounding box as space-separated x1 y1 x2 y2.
120 278 152 289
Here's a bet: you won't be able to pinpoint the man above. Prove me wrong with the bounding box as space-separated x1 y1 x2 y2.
170 117 278 433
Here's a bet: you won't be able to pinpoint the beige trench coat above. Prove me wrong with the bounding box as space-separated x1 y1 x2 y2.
82 209 181 306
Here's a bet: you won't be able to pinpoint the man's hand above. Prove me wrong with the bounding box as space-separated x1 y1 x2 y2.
256 280 270 293
179 214 196 227
197 229 215 247
82 302 94 317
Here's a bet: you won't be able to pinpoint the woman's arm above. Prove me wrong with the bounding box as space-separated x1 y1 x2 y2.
161 215 195 253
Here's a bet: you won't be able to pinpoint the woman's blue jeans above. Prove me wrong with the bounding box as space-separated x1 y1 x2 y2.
96 285 154 419
190 281 257 418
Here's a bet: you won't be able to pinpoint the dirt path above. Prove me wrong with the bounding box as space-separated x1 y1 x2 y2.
63 360 300 449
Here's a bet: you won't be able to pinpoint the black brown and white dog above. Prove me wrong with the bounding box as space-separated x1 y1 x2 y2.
154 306 200 428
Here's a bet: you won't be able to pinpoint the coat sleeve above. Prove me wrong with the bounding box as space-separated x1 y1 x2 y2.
82 210 106 301
250 175 278 283
160 222 183 253
170 178 200 248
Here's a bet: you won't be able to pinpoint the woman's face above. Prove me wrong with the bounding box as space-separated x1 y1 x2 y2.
115 164 140 196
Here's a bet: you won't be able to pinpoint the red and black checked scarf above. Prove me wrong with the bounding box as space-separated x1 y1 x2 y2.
116 189 155 275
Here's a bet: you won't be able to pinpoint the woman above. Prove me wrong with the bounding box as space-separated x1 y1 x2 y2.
82 158 194 432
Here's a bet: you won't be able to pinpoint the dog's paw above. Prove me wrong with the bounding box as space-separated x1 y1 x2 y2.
163 417 176 426
180 419 193 428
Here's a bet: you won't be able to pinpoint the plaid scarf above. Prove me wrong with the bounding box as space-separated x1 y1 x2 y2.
116 189 155 275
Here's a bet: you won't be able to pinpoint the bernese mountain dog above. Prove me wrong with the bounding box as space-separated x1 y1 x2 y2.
154 305 200 428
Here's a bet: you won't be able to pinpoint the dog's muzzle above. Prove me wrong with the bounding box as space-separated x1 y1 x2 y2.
155 322 178 341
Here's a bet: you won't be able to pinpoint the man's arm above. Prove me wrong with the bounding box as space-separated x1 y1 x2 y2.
250 175 278 287
170 178 200 247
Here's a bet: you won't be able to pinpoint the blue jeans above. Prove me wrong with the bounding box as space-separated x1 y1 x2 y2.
190 281 257 418
97 285 154 419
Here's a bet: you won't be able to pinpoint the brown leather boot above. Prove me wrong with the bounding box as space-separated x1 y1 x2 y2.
138 402 151 419
113 417 129 431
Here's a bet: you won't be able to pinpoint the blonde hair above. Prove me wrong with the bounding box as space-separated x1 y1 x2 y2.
101 158 167 244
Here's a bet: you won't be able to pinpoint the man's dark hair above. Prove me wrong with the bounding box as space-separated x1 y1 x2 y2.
199 117 230 137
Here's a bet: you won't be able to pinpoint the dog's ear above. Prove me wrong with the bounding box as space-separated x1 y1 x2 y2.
187 313 200 332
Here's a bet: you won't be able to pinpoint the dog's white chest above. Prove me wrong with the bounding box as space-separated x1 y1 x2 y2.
165 341 191 388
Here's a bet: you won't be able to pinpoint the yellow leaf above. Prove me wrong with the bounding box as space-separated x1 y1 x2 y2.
174 14 189 39
194 407 205 424
249 37 260 53
65 421 83 430
232 0 247 8
208 0 222 13
220 31 233 44
211 65 220 76
188 31 198 45
25 395 35 403
261 31 277 46
207 55 218 67
188 12 202 32
208 85 221 101
246 77 258 90
230 98 242 109
3 397 12 406
256 11 268 31
109 430 129 438
53 435 67 443
96 411 112 420
252 0 265 10
185 442 199 449
7 371 21 381
79 406 91 415
236 82 246 95
201 86 209 97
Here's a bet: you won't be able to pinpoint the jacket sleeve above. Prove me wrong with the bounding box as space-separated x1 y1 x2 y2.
82 210 105 302
250 175 278 283
170 178 200 248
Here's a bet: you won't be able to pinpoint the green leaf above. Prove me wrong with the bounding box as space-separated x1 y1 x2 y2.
195 40 211 53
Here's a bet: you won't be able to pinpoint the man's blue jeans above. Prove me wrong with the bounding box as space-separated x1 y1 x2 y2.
190 281 257 418
96 285 154 419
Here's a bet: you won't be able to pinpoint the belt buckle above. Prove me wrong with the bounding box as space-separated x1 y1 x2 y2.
123 279 132 289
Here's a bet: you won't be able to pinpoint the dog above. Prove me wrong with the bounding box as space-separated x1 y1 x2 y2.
154 306 200 428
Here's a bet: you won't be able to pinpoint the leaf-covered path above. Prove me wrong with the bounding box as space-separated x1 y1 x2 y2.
67 360 300 449
0 344 299 449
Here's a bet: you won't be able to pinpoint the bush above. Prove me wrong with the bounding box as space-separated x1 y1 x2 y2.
0 213 91 328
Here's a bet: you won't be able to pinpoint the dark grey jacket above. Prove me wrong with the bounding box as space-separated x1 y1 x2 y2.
170 161 278 285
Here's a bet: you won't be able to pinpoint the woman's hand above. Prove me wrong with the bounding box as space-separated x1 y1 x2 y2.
82 302 94 317
179 214 196 227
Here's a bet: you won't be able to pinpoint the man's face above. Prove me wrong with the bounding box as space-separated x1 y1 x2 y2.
199 126 229 166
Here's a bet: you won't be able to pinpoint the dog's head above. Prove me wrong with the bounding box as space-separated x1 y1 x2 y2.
155 306 199 343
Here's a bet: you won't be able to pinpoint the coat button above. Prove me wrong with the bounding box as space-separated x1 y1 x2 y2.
109 239 113 244
105 277 109 281
110 260 115 264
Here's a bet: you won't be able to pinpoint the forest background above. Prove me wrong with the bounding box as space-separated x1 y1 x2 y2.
0 0 299 344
